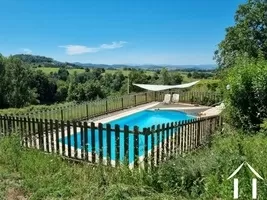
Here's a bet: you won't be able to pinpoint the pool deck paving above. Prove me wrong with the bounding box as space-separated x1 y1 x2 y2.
93 102 213 125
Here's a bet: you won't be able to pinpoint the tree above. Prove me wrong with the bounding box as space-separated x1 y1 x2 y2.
160 68 171 85
0 55 7 108
57 68 69 81
67 78 78 101
67 81 105 102
55 81 68 102
29 70 57 104
5 57 37 107
171 72 183 85
187 72 192 78
92 68 103 80
83 81 105 100
76 71 93 84
100 73 113 95
214 0 267 68
111 71 125 91
153 72 159 80
128 70 150 92
224 58 267 131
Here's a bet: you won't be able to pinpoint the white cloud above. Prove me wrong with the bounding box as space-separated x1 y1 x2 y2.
100 41 127 49
58 45 98 55
59 41 127 55
21 48 32 54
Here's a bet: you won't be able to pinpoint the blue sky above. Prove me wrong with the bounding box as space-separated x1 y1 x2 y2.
0 0 245 65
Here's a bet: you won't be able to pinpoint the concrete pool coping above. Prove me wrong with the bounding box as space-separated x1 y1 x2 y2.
93 102 161 125
93 103 211 125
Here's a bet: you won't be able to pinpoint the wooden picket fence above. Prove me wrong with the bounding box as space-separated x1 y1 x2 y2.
8 91 159 121
0 114 223 169
179 91 222 105
4 91 222 122
157 91 222 106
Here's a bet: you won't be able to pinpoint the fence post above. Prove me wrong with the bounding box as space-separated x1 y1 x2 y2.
60 120 65 156
98 123 103 165
91 122 96 163
31 117 36 148
7 116 11 135
134 126 139 168
61 109 63 121
151 125 155 169
115 124 120 167
144 127 149 171
39 119 44 151
83 122 89 161
166 123 170 159
106 124 111 166
67 121 71 157
124 125 129 166
177 121 182 155
49 119 54 153
156 124 160 165
105 100 108 114
189 120 193 149
86 104 89 119
161 123 165 161
134 95 137 106
145 93 148 103
197 119 201 147
44 119 49 152
73 121 78 159
170 122 174 156
55 120 59 154
209 118 213 135
193 119 197 149
3 115 7 136
181 120 185 153
186 120 190 151
121 97 124 109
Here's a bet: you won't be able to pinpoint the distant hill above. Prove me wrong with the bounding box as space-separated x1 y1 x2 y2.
13 54 80 68
75 62 217 70
12 54 217 71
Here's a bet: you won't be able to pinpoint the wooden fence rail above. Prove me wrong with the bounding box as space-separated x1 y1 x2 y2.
0 114 223 169
6 92 156 121
157 91 222 106
3 91 222 122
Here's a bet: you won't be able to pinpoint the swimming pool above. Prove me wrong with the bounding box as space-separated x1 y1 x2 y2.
62 110 194 163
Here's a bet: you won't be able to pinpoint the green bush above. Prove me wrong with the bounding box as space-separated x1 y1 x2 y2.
223 58 267 131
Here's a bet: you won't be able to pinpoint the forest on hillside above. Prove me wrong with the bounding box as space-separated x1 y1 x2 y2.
0 55 216 109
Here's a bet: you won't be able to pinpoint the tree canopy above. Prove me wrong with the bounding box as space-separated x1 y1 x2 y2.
214 0 267 68
0 54 208 109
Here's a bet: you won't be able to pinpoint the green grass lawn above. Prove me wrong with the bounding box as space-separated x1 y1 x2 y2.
35 67 85 75
35 67 155 76
34 67 215 88
35 66 202 80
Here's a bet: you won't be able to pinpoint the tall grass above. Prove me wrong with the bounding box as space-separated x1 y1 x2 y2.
1 127 267 199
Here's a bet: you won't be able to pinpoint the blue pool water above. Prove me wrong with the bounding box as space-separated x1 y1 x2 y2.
62 110 194 163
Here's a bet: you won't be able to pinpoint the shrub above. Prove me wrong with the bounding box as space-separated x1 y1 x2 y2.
223 58 267 131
